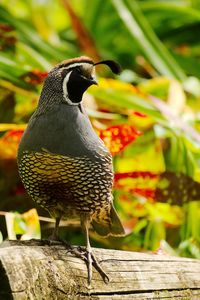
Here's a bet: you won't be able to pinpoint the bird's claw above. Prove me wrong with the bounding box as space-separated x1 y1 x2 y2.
45 240 109 285
69 246 110 285
90 251 109 284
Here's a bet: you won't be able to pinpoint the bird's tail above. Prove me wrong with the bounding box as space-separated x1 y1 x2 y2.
92 205 125 237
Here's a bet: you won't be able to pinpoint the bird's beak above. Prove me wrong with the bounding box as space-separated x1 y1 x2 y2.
89 75 98 85
82 64 98 85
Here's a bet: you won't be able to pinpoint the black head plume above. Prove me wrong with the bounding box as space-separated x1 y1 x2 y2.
94 60 121 74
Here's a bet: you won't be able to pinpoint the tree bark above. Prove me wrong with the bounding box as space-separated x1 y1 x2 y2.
0 240 200 299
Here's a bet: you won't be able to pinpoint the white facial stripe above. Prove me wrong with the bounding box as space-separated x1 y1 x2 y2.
62 70 79 105
63 62 93 71
62 70 71 101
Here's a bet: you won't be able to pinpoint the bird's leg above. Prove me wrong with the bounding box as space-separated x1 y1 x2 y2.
48 217 85 257
42 217 64 246
50 217 61 241
36 217 62 246
81 218 109 285
81 218 93 285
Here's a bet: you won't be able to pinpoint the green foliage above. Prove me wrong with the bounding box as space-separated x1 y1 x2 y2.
0 0 200 258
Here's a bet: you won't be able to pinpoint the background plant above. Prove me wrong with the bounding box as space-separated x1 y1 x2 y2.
0 0 200 258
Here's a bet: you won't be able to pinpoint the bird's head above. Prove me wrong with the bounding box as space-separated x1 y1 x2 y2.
44 56 121 105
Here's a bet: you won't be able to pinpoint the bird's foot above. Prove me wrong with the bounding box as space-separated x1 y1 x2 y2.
60 242 86 260
68 246 109 285
39 239 109 285
34 238 62 247
88 250 109 285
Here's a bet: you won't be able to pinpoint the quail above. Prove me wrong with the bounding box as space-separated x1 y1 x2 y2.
17 56 125 284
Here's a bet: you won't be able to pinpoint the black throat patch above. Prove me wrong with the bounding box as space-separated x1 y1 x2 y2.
66 69 93 104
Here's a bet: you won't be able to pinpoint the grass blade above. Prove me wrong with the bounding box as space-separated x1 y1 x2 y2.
111 0 186 80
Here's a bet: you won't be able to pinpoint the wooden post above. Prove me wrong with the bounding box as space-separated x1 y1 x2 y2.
0 240 200 299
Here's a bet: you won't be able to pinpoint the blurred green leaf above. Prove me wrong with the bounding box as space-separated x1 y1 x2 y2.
178 238 200 259
144 220 166 250
111 0 186 80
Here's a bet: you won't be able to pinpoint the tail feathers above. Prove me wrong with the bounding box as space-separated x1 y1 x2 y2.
92 206 125 237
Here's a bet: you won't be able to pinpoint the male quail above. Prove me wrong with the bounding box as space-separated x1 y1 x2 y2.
17 56 125 284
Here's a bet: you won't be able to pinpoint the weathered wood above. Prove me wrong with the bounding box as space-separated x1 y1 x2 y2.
0 240 200 299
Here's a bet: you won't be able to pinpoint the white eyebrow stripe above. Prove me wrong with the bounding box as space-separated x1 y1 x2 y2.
62 62 93 70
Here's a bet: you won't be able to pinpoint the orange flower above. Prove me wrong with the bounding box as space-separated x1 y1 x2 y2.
22 70 48 85
99 124 141 156
0 130 24 159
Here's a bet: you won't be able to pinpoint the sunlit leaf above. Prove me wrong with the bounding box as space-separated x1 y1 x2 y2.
180 201 200 242
139 77 170 98
167 80 186 115
147 202 183 226
178 238 200 259
0 123 26 132
5 209 41 240
115 136 165 173
17 42 53 70
150 96 200 143
21 208 41 240
0 79 38 97
156 240 177 256
144 219 166 250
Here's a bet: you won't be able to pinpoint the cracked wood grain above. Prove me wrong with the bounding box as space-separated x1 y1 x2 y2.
0 240 200 299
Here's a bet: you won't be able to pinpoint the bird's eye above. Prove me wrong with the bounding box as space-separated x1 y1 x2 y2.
76 67 82 74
